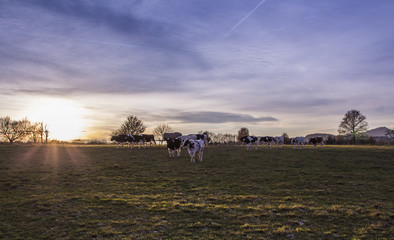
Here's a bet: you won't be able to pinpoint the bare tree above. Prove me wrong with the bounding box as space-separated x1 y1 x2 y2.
28 122 41 143
386 127 394 139
41 122 49 143
153 123 174 139
338 109 368 144
0 117 31 143
282 132 290 144
237 127 249 142
114 115 146 135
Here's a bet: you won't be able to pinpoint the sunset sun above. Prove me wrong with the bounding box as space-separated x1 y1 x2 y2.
27 98 87 141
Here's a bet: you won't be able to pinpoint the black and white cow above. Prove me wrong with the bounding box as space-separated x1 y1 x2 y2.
291 137 306 149
182 139 205 163
165 138 182 157
240 136 259 150
140 134 157 147
309 137 324 147
259 136 276 148
196 134 210 146
179 134 210 146
274 136 285 148
110 134 135 149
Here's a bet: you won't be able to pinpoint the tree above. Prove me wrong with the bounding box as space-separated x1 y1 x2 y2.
114 115 146 135
338 109 368 144
0 116 31 143
282 132 290 144
386 127 394 139
237 127 249 142
153 123 174 139
28 122 41 143
39 121 49 143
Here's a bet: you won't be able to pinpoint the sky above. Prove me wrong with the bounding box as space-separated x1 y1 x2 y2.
1 0 393 141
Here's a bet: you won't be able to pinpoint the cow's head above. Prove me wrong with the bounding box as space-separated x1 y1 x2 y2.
183 139 194 148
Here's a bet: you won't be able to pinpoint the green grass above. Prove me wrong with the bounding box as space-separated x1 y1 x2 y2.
0 144 393 239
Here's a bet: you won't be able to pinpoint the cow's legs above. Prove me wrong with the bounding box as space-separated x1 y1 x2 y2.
198 151 203 162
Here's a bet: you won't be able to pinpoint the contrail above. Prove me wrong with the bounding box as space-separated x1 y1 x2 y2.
223 0 268 38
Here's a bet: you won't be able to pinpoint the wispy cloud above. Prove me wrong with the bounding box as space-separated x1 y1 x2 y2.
160 111 277 124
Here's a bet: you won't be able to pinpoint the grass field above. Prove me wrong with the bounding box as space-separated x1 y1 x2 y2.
0 144 393 239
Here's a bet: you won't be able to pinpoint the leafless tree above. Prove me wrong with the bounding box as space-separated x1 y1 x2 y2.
282 132 290 144
0 116 31 143
153 123 174 139
28 122 41 143
40 122 49 143
338 109 368 144
386 127 394 139
113 115 146 135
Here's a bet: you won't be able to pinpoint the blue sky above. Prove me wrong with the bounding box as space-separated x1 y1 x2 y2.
1 0 393 140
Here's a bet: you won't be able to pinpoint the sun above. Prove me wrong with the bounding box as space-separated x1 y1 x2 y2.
27 98 87 141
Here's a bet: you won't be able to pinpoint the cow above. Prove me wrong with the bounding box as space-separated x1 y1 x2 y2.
178 134 210 146
240 136 259 150
163 132 182 140
110 134 135 149
166 138 182 157
309 137 324 147
196 133 210 146
140 134 157 148
291 137 306 149
259 136 276 148
182 139 205 163
274 136 285 148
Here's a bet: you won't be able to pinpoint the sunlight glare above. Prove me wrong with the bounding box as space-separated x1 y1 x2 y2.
27 98 87 141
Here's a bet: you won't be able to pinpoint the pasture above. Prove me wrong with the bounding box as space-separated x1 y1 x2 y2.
0 144 393 239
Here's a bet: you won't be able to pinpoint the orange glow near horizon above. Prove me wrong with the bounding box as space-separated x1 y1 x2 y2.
26 98 87 141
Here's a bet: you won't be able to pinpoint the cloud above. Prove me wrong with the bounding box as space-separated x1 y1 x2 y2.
163 111 277 124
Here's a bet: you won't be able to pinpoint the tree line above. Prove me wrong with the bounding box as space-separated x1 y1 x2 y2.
111 110 393 145
0 116 49 143
1 109 393 144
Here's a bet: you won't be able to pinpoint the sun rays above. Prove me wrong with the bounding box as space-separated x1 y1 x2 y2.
26 98 88 141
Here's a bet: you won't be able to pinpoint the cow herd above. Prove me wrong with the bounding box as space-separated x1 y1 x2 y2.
240 135 324 150
110 133 324 163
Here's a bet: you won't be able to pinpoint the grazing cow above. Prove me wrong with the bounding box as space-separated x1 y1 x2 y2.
163 132 182 140
182 139 205 163
166 138 182 157
240 136 259 150
291 137 306 149
309 137 324 147
259 136 276 148
274 136 285 148
110 134 135 149
140 134 157 147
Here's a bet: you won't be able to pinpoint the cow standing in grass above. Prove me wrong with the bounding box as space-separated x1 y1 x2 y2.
165 138 182 157
240 136 259 150
111 134 135 149
179 134 210 146
259 136 276 148
182 139 205 163
141 134 157 147
291 137 306 149
274 136 285 148
309 137 324 147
